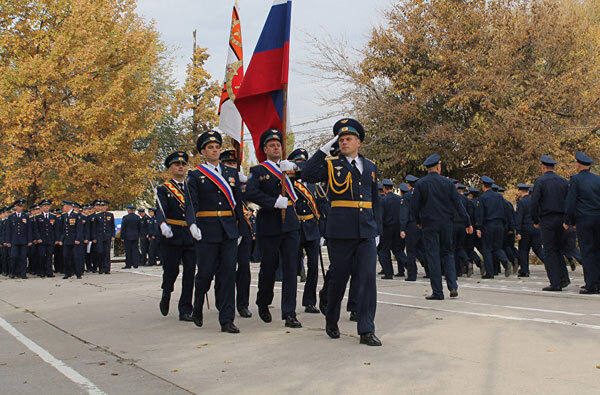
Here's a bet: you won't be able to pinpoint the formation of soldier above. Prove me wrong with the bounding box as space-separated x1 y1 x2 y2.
3 117 598 347
0 199 115 279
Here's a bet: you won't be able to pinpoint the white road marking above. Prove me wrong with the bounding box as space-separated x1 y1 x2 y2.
0 316 106 395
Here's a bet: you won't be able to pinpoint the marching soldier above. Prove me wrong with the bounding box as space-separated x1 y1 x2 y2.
28 204 40 275
401 175 428 281
74 202 89 276
245 129 303 328
220 149 253 318
303 118 383 346
184 131 243 334
531 155 570 291
288 148 322 313
58 200 83 279
91 200 115 274
121 205 141 269
476 176 510 279
146 208 159 266
411 154 472 300
515 184 544 277
33 199 58 277
7 199 32 279
564 151 600 294
452 182 472 277
52 207 64 274
0 207 8 276
155 151 196 322
138 207 149 266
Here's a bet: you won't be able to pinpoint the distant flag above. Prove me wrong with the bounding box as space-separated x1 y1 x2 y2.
218 0 244 143
234 0 292 163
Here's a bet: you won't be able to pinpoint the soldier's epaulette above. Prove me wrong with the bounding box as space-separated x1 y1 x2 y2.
326 156 339 161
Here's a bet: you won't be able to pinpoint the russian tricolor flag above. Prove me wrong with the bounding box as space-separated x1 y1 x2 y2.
234 0 292 163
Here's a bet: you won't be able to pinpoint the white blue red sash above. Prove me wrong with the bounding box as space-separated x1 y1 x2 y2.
196 164 236 210
260 161 298 202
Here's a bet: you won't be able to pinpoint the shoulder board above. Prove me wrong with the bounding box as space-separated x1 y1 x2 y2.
326 156 339 161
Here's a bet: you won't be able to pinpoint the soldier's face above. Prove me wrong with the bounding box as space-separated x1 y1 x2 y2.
264 141 282 161
169 161 187 178
202 143 221 162
223 160 237 169
339 135 360 156
15 205 23 213
41 205 50 213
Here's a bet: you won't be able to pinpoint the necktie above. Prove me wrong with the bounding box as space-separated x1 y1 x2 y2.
351 159 360 175
178 182 184 191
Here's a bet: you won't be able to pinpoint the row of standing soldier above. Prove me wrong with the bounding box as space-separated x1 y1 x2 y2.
0 200 115 279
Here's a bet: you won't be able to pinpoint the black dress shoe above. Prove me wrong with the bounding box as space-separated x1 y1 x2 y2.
159 295 170 316
360 332 382 346
349 311 358 322
238 308 252 318
517 272 529 277
221 322 240 333
62 275 69 279
285 316 302 328
381 274 393 280
304 305 320 314
325 323 340 339
425 294 444 300
423 274 430 279
20 275 27 279
378 270 385 275
47 274 54 278
258 306 272 323
318 289 327 316
579 288 600 294
9 274 15 279
449 289 458 298
179 312 193 322
192 309 203 327
122 266 131 269
405 277 416 282
560 279 571 288
542 285 562 292
76 275 82 279
481 274 494 279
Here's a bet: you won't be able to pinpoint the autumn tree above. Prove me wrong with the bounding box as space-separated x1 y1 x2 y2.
310 0 600 186
171 37 221 169
0 0 172 207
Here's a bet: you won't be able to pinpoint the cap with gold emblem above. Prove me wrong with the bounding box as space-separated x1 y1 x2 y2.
164 151 189 169
197 130 223 152
259 129 283 149
333 118 365 141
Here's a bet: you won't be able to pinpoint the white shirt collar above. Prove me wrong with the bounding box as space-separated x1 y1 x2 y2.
205 162 220 173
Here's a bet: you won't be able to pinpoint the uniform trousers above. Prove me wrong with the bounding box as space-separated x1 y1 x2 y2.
160 242 195 314
235 236 252 310
518 224 545 274
10 245 28 277
575 216 600 291
539 214 570 288
422 221 457 297
38 244 55 276
378 225 405 277
94 240 112 273
482 220 508 277
124 239 139 268
297 234 319 307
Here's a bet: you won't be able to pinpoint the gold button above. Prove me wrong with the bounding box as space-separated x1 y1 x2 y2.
360 195 363 198
360 208 363 212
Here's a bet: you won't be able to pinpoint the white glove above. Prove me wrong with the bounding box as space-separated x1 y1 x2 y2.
160 223 173 238
274 195 289 209
375 236 380 247
190 224 202 241
279 160 297 172
319 237 326 247
320 135 339 155
237 236 242 246
238 170 248 183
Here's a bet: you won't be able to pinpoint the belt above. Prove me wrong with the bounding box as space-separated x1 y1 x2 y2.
166 219 186 226
196 210 233 218
297 214 315 221
331 200 372 209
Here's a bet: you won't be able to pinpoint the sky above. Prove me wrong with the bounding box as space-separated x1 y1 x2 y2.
135 0 391 150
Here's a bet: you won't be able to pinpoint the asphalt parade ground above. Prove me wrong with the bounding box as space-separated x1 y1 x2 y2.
1 253 599 394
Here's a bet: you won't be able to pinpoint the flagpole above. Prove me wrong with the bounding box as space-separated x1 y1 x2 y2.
281 82 288 223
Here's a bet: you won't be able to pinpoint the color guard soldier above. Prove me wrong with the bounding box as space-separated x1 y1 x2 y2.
34 199 58 277
184 131 244 334
411 155 472 300
303 118 383 346
245 129 303 328
564 151 600 294
288 148 322 313
7 199 32 279
121 205 141 269
91 200 115 274
531 155 570 291
58 200 83 279
146 208 159 266
155 151 196 322
220 149 253 318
